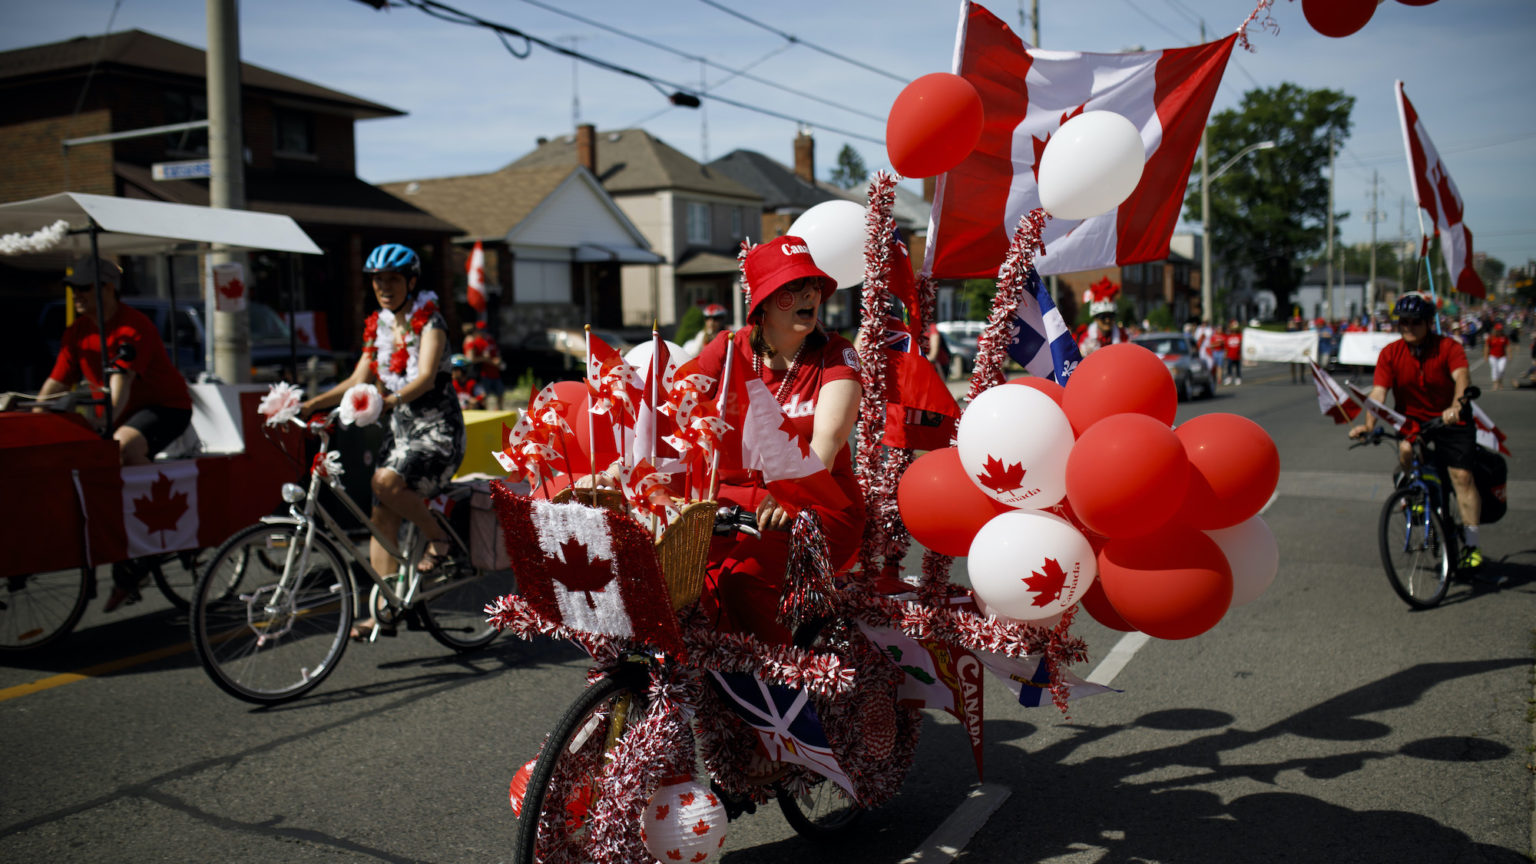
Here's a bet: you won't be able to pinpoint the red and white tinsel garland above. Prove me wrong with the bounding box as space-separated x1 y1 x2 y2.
966 208 1048 402
853 172 899 575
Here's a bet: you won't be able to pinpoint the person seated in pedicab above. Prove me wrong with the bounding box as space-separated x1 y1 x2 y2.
300 243 467 640
35 256 193 468
690 235 866 646
449 353 486 410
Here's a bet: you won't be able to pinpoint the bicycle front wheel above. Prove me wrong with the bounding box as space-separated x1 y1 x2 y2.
416 555 517 652
1379 488 1452 609
515 668 651 864
0 567 90 653
190 522 353 704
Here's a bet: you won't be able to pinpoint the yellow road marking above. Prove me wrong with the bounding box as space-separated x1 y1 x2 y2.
0 641 193 703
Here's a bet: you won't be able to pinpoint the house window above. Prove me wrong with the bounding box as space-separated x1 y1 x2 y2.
164 91 208 154
686 202 711 245
274 109 314 157
730 207 743 240
514 259 571 303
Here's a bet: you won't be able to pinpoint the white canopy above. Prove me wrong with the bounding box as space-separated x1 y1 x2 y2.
0 192 322 257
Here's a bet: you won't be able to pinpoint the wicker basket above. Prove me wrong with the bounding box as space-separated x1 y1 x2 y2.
550 487 714 611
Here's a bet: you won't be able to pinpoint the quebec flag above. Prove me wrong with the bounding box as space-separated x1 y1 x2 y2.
1006 268 1081 386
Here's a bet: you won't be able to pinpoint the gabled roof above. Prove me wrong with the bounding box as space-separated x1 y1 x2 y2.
505 128 760 201
378 165 575 241
707 149 845 212
0 30 401 119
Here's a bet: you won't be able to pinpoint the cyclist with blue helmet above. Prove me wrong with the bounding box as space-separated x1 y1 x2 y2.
303 243 468 636
1350 293 1491 577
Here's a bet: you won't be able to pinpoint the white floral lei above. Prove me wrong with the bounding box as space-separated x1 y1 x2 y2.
372 290 438 394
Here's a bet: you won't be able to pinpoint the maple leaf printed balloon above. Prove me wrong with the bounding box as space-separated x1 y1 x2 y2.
968 510 1096 620
642 779 727 864
956 385 1075 509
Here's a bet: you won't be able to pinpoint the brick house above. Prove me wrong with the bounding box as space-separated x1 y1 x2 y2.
0 29 460 365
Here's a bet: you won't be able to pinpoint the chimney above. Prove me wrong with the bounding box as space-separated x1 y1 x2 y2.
576 123 597 173
793 130 814 183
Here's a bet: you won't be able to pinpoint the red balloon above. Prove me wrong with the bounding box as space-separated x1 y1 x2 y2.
1007 375 1066 409
1175 413 1280 530
546 379 621 472
1097 529 1232 640
898 447 1012 556
886 73 985 178
1396 0 1438 4
1065 413 1190 539
1302 0 1376 37
509 759 535 816
1061 343 1177 436
1043 496 1105 552
1079 579 1135 632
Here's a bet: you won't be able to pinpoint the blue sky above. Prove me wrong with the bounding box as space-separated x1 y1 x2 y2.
5 0 1534 272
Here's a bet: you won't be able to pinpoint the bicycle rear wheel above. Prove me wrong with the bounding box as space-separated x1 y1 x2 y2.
190 522 353 704
0 567 90 653
416 528 516 652
1379 488 1452 609
151 547 214 612
515 668 651 864
774 616 864 837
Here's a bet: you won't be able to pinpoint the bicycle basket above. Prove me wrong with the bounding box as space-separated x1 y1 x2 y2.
550 487 714 610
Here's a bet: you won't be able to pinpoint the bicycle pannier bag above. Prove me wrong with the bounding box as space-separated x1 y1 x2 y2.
1472 448 1508 525
471 481 512 570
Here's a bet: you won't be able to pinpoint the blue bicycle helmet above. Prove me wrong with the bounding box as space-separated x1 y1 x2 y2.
1392 293 1434 321
363 243 421 278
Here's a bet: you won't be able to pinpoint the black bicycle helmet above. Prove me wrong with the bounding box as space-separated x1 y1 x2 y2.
1392 293 1434 321
363 243 421 279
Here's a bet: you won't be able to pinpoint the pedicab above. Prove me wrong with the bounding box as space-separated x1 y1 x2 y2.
0 192 319 651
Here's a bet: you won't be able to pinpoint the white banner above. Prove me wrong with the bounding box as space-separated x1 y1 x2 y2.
1338 332 1401 366
122 462 200 557
1241 329 1317 365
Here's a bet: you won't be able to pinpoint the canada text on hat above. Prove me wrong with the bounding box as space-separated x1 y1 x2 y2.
742 235 834 318
64 256 122 287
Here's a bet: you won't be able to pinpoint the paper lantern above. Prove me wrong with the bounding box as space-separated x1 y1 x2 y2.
641 778 728 863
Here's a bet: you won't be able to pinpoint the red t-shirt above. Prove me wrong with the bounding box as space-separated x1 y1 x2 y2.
1224 332 1242 360
463 334 499 379
1487 335 1509 358
49 304 192 423
695 329 863 508
1207 332 1228 354
1372 334 1469 423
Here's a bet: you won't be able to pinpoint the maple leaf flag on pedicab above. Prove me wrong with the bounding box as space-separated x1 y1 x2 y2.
924 1 1236 279
1395 82 1486 299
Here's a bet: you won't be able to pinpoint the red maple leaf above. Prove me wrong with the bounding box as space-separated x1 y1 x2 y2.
1023 557 1068 607
975 455 1026 494
553 535 615 607
776 414 813 460
691 819 711 836
678 791 695 806
132 471 188 548
1030 103 1088 184
218 277 245 300
666 851 683 861
654 804 670 821
690 854 708 863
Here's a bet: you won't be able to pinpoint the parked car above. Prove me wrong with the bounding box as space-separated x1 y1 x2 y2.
39 298 344 384
1130 332 1217 401
935 320 987 378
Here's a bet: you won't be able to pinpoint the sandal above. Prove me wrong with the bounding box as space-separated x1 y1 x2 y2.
416 539 458 574
349 618 398 642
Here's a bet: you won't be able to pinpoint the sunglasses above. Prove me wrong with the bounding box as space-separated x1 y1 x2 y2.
1397 318 1425 327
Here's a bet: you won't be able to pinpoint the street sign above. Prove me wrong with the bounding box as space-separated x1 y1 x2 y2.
151 160 212 181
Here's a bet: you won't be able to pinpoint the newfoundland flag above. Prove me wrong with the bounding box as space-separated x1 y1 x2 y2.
924 1 1235 279
1007 268 1081 385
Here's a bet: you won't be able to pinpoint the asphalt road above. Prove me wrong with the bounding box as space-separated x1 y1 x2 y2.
2 358 1533 864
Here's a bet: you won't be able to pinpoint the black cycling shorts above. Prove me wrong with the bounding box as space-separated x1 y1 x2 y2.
1423 420 1477 471
120 405 192 458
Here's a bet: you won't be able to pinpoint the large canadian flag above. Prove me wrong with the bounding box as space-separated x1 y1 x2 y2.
466 240 487 312
1395 82 1486 299
925 1 1235 279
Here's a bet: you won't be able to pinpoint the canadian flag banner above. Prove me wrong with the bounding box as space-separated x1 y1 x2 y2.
1309 360 1361 425
1345 380 1420 438
1395 82 1486 299
466 240 487 312
1470 401 1510 456
925 1 1235 278
122 462 199 558
858 621 986 779
491 488 682 656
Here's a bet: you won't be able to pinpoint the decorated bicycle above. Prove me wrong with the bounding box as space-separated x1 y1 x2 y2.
487 154 1282 859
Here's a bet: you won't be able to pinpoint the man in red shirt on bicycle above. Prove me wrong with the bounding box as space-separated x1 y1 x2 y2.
1349 294 1488 575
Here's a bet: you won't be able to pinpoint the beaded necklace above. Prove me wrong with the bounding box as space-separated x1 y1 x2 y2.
754 339 807 405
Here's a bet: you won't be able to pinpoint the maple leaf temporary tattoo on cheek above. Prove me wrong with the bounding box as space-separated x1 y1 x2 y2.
775 290 796 311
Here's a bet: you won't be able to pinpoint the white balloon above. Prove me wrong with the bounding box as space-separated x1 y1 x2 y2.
786 200 868 290
956 384 1074 509
624 340 685 373
1036 110 1146 221
1204 516 1279 606
968 510 1096 620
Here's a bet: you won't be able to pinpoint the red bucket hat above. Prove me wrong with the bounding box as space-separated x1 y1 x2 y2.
742 235 835 320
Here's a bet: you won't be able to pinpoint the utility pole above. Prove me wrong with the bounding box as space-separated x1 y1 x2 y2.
1031 0 1040 47
1199 20 1211 324
207 0 249 382
1366 169 1380 317
1325 133 1335 322
1398 196 1407 299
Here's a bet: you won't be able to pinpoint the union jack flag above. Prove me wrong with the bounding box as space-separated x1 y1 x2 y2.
709 671 856 798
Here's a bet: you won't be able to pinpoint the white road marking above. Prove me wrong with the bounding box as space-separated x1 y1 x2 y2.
1086 631 1151 686
898 783 1011 864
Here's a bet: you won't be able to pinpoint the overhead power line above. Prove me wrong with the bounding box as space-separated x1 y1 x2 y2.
386 0 886 145
693 0 909 84
514 0 887 123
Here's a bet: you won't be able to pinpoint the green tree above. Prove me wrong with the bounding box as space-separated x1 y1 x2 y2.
959 278 996 320
1185 84 1354 321
828 144 869 190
